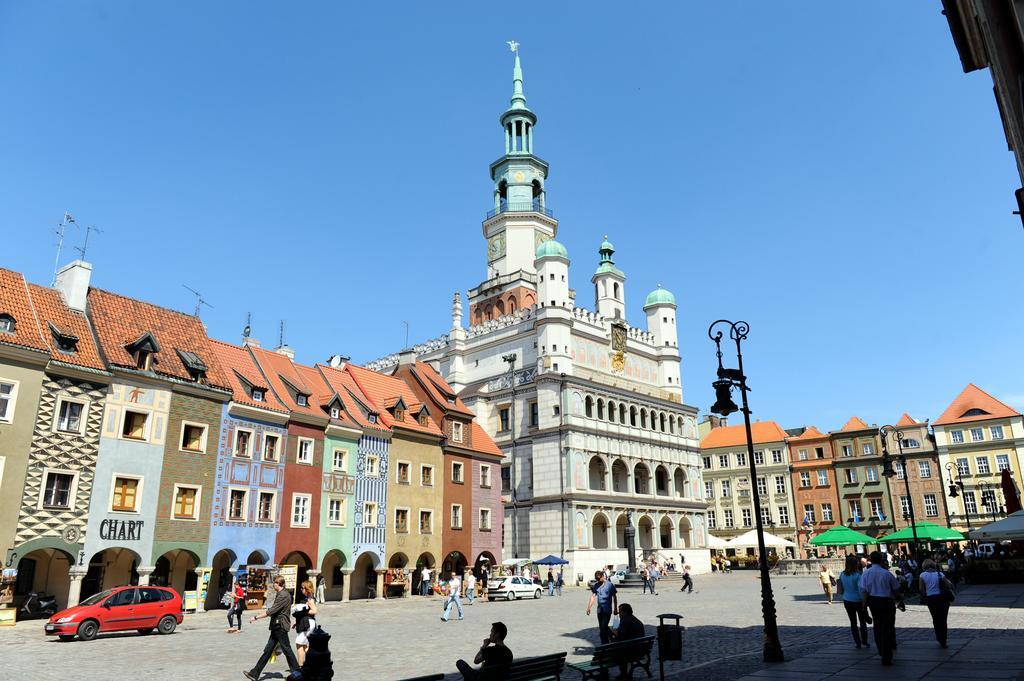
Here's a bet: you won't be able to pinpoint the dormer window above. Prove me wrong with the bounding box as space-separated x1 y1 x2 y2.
176 349 209 383
963 408 990 417
296 394 308 407
0 314 16 334
126 332 161 372
330 406 340 419
394 407 405 421
251 389 264 402
368 413 378 424
417 409 429 426
48 323 78 355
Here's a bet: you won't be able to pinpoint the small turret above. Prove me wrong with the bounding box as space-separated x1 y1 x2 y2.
644 284 681 395
535 239 573 374
591 237 625 320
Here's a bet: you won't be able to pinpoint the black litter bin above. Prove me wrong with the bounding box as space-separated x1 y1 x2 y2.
656 613 685 680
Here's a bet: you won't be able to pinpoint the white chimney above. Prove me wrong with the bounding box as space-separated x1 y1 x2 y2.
55 260 92 312
275 345 296 360
398 348 416 366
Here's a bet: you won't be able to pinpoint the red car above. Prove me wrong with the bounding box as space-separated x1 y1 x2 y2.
45 586 183 641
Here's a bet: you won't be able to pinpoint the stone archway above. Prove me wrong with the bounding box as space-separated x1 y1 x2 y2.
589 456 608 491
673 467 687 498
678 516 693 548
637 515 655 550
611 460 629 493
633 463 651 495
207 548 237 610
659 516 674 549
321 550 348 602
592 512 610 549
14 548 75 610
152 548 200 595
281 550 312 592
615 514 630 549
351 552 380 600
655 465 670 496
414 552 437 596
81 547 142 601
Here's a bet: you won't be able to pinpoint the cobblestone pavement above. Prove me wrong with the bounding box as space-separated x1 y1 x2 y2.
1 574 1020 680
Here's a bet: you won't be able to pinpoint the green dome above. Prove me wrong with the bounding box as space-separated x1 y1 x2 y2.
600 237 614 252
536 239 568 259
644 285 676 308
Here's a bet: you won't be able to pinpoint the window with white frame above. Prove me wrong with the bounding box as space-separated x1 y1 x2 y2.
332 448 347 472
721 479 731 497
291 493 311 527
263 434 279 461
799 471 811 488
479 507 492 530
970 428 984 442
396 461 411 484
955 458 969 476
394 507 409 532
798 448 808 461
451 504 463 529
0 379 18 422
452 461 464 484
179 422 207 452
963 491 978 515
330 406 340 419
55 398 86 434
817 469 829 486
741 508 752 527
736 452 746 467
227 488 248 521
990 425 1005 440
803 504 816 523
849 500 863 520
976 456 991 475
753 451 765 465
296 437 314 464
702 457 712 469
865 466 878 483
172 484 200 520
870 498 885 520
707 510 717 528
41 470 75 510
451 421 464 443
862 443 874 456
480 464 491 488
256 491 276 523
760 506 772 525
364 501 378 527
121 410 148 440
841 445 852 457
111 475 141 512
845 468 858 484
923 494 938 517
771 449 783 464
918 461 931 478
420 464 433 486
895 461 906 479
718 454 729 469
981 490 998 514
327 497 346 526
419 509 433 534
996 454 1010 472
704 481 714 499
899 495 910 517
821 503 833 522
950 430 964 444
364 454 381 477
723 509 734 528
251 388 264 402
756 477 767 496
902 438 920 448
234 428 253 457
778 506 790 524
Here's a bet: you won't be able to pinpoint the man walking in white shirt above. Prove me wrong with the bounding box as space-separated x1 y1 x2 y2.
860 551 904 666
421 566 432 597
441 571 464 622
465 572 477 605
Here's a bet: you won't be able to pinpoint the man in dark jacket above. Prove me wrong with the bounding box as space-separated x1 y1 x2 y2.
613 604 647 678
244 576 300 680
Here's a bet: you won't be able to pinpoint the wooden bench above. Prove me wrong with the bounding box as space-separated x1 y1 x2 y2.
396 675 444 681
567 635 655 680
480 651 568 680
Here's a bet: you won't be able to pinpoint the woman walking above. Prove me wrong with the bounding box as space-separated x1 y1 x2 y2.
837 555 870 648
819 563 836 604
227 579 245 633
919 559 954 648
292 580 318 665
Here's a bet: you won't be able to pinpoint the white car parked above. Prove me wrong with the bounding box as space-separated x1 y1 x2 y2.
487 576 543 601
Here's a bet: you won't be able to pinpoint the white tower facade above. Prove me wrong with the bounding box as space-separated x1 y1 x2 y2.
591 238 625 320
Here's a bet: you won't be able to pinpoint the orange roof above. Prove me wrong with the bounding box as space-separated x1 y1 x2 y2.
316 363 390 433
787 425 827 442
248 346 324 419
700 421 788 449
934 384 1021 426
208 340 289 413
895 413 917 427
295 363 361 429
87 288 230 390
26 284 106 371
346 364 442 437
0 268 48 354
838 416 871 433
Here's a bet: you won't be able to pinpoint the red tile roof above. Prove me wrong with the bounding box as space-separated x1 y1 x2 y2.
934 384 1021 426
26 284 106 371
294 363 361 429
247 346 324 419
208 340 289 413
895 413 917 427
346 364 442 436
700 421 788 448
316 363 390 433
838 416 871 433
87 288 230 390
787 425 827 442
0 268 48 354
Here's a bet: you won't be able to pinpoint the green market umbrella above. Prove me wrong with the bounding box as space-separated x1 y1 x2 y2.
878 522 965 543
809 526 878 546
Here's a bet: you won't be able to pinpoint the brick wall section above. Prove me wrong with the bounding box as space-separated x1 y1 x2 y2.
274 422 323 565
153 391 223 545
442 449 474 567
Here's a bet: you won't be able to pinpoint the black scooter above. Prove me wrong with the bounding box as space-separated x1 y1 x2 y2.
19 592 58 619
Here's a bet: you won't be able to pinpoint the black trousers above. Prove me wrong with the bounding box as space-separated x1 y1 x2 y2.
250 626 299 676
866 596 897 663
682 575 694 592
597 610 613 644
925 595 950 646
228 601 243 629
842 600 869 646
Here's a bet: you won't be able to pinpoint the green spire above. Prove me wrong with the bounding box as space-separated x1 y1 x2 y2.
510 53 527 111
594 235 624 277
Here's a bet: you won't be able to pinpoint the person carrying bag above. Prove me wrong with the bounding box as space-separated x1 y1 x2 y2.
919 559 954 648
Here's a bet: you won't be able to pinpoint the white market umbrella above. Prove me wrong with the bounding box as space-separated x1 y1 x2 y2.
727 529 796 548
705 533 731 548
968 510 1024 541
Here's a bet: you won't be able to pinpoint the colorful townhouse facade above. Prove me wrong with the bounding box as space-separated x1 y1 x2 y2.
934 384 1024 533
886 414 949 532
787 426 841 557
829 417 895 540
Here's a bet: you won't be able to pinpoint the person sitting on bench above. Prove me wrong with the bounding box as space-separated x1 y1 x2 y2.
613 604 647 678
456 621 513 680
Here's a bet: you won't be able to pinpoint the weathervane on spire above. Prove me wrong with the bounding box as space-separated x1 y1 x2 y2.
506 40 519 54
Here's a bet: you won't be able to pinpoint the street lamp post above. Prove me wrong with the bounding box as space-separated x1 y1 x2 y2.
945 462 974 544
708 320 784 663
880 426 919 559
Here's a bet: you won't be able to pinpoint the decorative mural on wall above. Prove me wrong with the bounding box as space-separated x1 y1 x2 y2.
352 435 388 566
574 512 587 548
572 338 658 384
211 414 286 530
573 452 587 491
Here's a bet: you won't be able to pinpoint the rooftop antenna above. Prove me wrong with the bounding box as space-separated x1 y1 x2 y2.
403 320 410 348
74 224 104 260
52 212 78 285
182 284 213 317
242 312 252 339
279 320 286 348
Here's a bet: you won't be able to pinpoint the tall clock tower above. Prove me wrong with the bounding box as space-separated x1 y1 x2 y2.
469 48 559 325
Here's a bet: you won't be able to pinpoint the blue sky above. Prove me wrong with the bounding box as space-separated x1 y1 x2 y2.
1 2 1020 431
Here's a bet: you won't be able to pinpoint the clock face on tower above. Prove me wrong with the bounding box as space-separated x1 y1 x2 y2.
513 170 526 183
488 233 506 261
